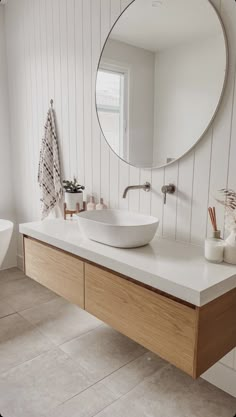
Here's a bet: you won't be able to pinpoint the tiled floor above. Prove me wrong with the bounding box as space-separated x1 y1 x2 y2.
0 268 235 417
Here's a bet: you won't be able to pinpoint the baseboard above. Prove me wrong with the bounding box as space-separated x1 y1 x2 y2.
202 362 236 398
0 263 17 271
17 254 24 271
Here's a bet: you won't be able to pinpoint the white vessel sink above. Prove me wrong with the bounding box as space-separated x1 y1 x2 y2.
76 209 159 248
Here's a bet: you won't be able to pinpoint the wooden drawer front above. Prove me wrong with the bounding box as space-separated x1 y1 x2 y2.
85 264 197 376
24 238 84 308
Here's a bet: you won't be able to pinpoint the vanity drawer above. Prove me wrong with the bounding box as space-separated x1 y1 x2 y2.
24 238 85 308
85 263 197 377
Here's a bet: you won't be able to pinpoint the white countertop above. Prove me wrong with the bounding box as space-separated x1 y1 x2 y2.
20 218 236 307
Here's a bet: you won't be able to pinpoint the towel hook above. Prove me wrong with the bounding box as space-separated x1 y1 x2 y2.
50 99 54 109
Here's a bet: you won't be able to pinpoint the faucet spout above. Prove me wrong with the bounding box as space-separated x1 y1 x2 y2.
122 182 151 199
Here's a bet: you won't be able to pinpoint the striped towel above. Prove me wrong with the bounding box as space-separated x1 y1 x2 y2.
38 107 63 219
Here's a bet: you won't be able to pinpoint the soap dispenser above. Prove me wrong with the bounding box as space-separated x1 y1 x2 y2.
87 196 96 211
96 198 106 210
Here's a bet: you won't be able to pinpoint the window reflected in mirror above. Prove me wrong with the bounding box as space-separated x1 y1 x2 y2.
97 67 128 160
96 0 227 169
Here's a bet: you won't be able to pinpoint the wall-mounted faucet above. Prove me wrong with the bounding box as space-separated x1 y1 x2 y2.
123 182 151 199
161 184 176 204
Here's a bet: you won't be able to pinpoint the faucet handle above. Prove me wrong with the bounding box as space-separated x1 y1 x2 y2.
144 182 151 192
161 184 176 205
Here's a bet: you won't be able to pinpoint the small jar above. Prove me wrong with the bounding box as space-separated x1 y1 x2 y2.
87 196 96 211
205 231 224 264
96 198 106 210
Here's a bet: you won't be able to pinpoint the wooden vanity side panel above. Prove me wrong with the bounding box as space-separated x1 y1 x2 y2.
24 238 85 308
85 263 197 377
195 288 236 378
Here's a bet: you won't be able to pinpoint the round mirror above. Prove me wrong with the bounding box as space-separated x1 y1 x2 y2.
96 0 227 169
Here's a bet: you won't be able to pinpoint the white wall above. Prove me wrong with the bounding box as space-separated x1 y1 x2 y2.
3 0 236 396
0 7 16 269
153 34 226 166
102 38 155 167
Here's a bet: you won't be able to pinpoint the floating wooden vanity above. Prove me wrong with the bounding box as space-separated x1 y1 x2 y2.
22 225 236 380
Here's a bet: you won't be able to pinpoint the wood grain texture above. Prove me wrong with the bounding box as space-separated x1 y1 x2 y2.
195 288 236 378
23 237 236 379
24 237 85 308
85 263 197 377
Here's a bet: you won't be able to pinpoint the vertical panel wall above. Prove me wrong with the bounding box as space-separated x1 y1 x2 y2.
0 6 16 269
4 0 236 395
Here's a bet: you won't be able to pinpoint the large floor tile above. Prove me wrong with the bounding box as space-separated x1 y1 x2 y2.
96 366 236 417
101 351 168 397
0 349 93 417
0 313 53 374
0 267 25 283
0 276 58 311
60 325 146 381
20 297 102 345
47 382 117 417
0 298 15 318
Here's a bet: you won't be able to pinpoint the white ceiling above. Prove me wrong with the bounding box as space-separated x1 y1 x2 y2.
111 0 224 52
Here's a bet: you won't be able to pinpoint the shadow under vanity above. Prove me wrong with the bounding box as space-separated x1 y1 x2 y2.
20 219 236 380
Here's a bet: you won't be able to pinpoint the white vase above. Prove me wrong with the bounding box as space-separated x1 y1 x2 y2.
224 227 236 265
65 192 83 211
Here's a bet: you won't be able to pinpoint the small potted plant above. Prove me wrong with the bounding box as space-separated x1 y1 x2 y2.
63 177 85 211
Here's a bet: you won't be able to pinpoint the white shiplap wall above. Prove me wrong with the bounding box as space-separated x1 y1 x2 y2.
4 0 236 395
0 6 16 269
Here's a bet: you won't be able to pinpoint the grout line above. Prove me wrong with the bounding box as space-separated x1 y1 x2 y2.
219 361 236 372
18 307 103 349
53 349 148 411
17 310 58 347
92 364 172 417
6 295 59 316
0 316 55 379
0 312 16 320
0 347 57 380
57 323 104 348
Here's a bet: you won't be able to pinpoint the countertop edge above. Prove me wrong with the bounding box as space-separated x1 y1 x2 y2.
19 223 236 307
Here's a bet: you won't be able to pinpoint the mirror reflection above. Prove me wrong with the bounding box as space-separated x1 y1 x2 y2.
96 0 227 168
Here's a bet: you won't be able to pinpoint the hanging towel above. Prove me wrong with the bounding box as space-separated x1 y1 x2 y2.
38 106 63 219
